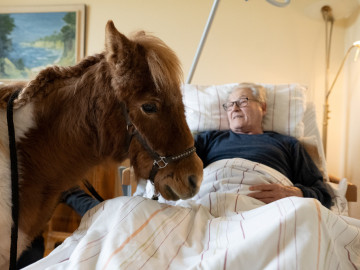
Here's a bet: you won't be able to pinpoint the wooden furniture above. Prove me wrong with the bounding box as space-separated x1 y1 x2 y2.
44 159 129 256
329 175 357 202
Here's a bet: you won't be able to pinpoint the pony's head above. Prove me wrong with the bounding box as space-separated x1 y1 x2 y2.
105 21 203 200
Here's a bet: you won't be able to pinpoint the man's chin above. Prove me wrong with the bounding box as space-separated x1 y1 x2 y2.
230 125 245 133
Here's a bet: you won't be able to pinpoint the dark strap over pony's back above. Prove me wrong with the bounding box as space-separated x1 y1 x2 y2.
7 89 21 270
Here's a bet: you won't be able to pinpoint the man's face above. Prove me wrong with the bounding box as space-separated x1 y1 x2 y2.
226 88 266 134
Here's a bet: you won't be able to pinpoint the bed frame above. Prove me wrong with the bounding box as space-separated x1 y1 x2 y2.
119 100 358 203
44 93 358 258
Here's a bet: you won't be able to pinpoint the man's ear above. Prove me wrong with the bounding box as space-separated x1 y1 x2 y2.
261 103 267 116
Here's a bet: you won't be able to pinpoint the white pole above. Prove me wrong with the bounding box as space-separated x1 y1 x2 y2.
186 0 220 84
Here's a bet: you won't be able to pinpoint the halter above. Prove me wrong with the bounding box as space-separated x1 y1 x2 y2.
121 102 196 183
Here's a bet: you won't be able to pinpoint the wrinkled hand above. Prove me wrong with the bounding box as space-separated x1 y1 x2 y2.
247 184 303 204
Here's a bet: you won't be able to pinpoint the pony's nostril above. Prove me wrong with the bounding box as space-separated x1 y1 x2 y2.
188 175 197 189
165 185 179 200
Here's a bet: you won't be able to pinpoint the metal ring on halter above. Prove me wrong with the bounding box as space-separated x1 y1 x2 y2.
153 156 168 169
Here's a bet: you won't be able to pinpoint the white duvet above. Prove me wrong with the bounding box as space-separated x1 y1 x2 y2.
24 158 360 270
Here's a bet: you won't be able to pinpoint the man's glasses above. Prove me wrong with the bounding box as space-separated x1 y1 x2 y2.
222 97 258 111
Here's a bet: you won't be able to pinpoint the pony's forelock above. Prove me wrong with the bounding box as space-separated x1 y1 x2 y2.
130 31 183 91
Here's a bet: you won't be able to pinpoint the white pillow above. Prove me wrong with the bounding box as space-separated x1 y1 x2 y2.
181 83 307 138
302 102 329 181
298 135 328 181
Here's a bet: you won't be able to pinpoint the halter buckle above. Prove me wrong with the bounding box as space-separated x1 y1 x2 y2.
153 156 168 169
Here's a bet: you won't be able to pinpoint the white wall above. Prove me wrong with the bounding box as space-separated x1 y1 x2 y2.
1 0 359 217
344 9 360 218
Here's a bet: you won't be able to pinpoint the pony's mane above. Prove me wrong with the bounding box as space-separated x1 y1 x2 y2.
130 31 183 92
13 54 104 108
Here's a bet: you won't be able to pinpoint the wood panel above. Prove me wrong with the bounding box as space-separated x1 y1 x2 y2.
329 174 357 202
44 159 130 255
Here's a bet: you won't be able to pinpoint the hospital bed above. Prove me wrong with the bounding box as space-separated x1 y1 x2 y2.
26 83 359 270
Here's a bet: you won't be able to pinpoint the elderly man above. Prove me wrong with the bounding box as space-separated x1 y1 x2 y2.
194 83 332 208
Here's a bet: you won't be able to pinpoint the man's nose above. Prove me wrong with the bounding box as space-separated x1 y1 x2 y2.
232 103 241 110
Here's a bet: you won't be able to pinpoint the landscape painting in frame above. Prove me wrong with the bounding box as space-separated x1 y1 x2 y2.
0 5 85 81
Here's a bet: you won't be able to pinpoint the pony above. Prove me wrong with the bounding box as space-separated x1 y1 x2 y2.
0 20 203 268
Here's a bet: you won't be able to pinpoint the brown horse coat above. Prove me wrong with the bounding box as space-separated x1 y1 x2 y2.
0 21 203 268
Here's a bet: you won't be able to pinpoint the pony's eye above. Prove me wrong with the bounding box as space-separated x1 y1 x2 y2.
141 103 157 113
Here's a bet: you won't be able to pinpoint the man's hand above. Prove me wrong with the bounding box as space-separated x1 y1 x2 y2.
247 184 303 204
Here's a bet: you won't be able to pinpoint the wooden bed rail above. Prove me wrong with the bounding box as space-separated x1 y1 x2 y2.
329 175 357 202
119 167 137 196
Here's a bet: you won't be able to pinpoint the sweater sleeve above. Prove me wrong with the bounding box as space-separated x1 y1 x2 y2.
291 141 332 208
194 133 207 163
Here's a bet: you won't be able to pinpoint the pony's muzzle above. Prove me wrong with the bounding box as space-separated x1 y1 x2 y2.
179 174 201 199
188 175 197 189
162 174 200 201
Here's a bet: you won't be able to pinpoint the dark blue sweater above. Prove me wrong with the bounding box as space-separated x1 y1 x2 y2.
194 130 332 208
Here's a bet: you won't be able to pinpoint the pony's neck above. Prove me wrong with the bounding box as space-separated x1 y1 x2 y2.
17 53 130 240
27 54 128 170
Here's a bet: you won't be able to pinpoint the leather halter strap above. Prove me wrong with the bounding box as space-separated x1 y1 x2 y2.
121 102 196 183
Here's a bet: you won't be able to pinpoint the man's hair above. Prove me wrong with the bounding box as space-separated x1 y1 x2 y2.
236 83 266 105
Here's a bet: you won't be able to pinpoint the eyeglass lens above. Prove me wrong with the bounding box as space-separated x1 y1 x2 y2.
223 98 248 111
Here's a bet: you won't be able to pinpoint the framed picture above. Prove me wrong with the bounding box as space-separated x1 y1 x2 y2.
0 4 85 81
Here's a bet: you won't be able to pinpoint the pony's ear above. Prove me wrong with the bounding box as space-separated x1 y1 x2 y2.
105 20 131 64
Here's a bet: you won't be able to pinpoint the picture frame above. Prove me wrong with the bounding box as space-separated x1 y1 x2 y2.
0 4 86 82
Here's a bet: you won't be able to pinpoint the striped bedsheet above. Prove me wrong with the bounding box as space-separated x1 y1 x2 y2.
25 158 360 270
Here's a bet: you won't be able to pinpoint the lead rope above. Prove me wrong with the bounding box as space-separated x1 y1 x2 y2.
7 89 21 270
